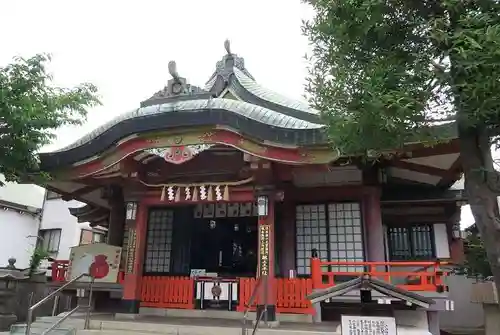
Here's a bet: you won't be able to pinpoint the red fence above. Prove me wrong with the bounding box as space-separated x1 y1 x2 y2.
140 276 195 309
310 258 448 292
52 260 69 282
237 277 314 314
51 258 447 315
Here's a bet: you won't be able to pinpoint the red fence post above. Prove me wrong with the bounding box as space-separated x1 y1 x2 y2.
310 257 321 289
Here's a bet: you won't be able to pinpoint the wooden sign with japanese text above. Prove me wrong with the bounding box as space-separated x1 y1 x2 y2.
259 224 270 276
341 315 396 335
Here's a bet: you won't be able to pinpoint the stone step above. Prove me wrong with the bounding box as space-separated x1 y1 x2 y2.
9 323 76 335
78 329 338 335
32 318 86 327
76 321 339 335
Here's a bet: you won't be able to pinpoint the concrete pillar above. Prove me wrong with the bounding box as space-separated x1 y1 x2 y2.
363 187 385 261
427 311 440 335
312 302 322 323
484 304 500 335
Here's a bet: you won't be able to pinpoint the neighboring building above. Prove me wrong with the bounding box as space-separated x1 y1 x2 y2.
38 41 464 334
0 177 44 269
39 190 107 266
0 176 106 272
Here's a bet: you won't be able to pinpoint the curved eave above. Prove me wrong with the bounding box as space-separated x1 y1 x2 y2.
69 205 109 223
39 98 327 170
229 68 322 124
68 205 93 216
205 68 321 124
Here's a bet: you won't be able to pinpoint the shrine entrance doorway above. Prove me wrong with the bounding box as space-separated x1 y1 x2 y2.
190 216 258 278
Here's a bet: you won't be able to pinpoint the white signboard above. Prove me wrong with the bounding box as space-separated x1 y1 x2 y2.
341 315 396 335
68 243 122 283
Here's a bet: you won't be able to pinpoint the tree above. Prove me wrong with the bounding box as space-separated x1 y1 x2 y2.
302 0 500 292
462 229 492 279
0 54 100 184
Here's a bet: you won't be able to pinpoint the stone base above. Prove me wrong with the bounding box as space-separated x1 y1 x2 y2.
121 299 140 314
0 314 17 332
256 304 276 322
252 320 280 328
115 313 141 320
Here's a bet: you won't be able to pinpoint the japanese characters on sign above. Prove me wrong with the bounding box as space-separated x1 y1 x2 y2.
341 315 396 335
126 228 137 274
259 224 270 276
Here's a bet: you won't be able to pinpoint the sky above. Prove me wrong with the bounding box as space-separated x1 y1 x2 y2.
0 0 475 227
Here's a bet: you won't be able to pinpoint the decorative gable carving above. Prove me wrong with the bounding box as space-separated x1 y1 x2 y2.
140 60 213 107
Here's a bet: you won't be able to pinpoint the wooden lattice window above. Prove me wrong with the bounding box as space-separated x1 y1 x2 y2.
295 202 364 275
144 208 174 273
387 224 435 261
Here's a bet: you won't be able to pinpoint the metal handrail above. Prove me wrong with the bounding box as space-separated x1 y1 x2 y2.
40 305 84 335
241 276 268 335
25 273 94 335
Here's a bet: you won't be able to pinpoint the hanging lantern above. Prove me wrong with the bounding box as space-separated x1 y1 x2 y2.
257 195 269 217
125 202 138 220
452 223 462 239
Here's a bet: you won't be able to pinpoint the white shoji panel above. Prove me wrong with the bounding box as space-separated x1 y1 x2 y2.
295 204 327 275
328 203 364 273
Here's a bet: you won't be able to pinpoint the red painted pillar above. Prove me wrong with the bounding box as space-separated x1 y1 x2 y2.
257 195 277 322
310 257 322 289
121 201 148 313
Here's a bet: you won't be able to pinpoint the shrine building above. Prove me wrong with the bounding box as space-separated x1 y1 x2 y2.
39 41 464 328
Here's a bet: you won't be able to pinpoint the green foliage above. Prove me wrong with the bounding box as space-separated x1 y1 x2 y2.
28 247 50 276
0 54 101 184
303 0 500 157
461 232 492 279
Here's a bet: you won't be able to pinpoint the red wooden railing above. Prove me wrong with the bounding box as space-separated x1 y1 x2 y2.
237 277 315 314
140 276 195 309
51 260 69 282
310 258 448 292
51 260 125 284
52 258 447 315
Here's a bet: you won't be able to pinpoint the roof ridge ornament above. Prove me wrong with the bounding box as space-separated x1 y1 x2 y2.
140 60 213 108
167 60 187 95
168 60 180 81
224 39 231 55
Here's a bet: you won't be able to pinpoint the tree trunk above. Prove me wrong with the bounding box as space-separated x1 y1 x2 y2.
459 128 500 295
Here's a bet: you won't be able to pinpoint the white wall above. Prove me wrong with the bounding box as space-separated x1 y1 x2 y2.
440 275 485 330
0 209 40 269
0 175 45 209
0 177 44 269
40 197 92 261
0 176 98 271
